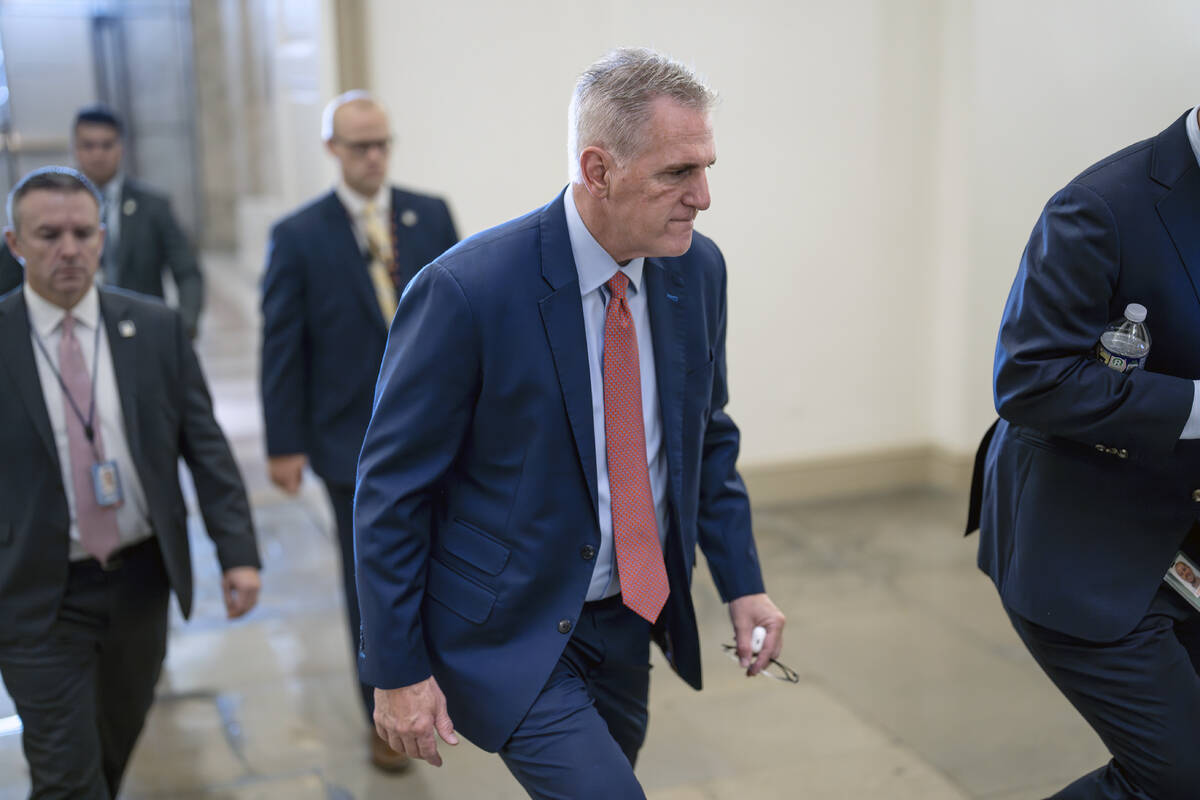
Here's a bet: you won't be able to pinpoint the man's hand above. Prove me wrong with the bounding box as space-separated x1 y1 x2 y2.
222 567 261 619
375 677 459 767
268 453 307 495
729 593 786 676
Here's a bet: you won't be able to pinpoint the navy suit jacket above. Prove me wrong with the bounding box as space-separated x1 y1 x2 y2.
354 190 765 752
0 287 260 643
260 187 457 487
974 110 1200 642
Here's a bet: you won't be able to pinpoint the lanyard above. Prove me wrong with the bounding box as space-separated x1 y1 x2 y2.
30 312 104 458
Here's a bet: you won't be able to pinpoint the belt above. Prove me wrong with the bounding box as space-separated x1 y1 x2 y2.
68 535 158 576
584 593 625 611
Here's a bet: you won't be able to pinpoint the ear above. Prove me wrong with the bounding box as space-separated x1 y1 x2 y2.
4 229 22 265
579 146 614 199
324 138 337 158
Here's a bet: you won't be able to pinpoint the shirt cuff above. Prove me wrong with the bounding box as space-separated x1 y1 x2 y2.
1182 380 1200 439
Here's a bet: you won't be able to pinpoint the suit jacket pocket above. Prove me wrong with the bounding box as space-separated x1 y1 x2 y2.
442 518 511 575
426 557 497 624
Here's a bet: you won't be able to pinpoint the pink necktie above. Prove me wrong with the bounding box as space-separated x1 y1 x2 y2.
604 272 669 623
60 314 120 563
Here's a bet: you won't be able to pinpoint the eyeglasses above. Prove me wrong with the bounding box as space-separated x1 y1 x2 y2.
721 643 800 683
333 136 392 156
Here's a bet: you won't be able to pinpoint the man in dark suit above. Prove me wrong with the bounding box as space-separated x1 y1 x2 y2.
969 106 1200 798
0 107 205 338
0 166 261 799
356 49 786 798
259 90 457 771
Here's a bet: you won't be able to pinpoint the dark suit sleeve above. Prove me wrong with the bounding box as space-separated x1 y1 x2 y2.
994 183 1193 455
259 224 308 457
354 262 480 689
173 310 260 570
0 245 21 295
152 194 204 338
696 253 765 603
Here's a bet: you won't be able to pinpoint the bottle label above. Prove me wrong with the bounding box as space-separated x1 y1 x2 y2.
1096 342 1144 373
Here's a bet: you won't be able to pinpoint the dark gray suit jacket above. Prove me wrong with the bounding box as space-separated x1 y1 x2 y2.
0 178 204 337
0 286 259 643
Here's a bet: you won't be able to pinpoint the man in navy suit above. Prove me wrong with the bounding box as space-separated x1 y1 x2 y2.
356 49 785 798
970 106 1200 798
259 91 457 771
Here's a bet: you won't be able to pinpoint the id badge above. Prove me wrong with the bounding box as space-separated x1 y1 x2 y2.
92 460 124 508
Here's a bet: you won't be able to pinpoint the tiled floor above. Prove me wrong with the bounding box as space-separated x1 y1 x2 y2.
0 257 1108 799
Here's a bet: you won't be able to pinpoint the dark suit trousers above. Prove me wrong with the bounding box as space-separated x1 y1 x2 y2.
1007 586 1200 800
499 595 652 800
0 537 169 800
325 482 375 723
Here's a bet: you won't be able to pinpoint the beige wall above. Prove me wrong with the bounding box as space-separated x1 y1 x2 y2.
352 0 1199 470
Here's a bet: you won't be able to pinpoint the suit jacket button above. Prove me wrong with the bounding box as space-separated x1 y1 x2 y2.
558 619 573 634
580 545 596 561
1117 448 1128 459
1095 444 1107 452
1193 490 1200 503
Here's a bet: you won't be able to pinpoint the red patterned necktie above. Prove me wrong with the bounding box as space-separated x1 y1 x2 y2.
60 314 121 564
604 272 669 623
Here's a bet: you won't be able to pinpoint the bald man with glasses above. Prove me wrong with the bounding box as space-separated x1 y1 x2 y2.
259 90 458 772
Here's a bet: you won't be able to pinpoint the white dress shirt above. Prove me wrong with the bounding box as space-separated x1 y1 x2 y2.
335 179 390 255
25 284 151 559
96 173 124 283
564 186 670 601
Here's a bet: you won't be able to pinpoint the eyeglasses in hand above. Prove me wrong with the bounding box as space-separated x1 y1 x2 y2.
721 643 800 683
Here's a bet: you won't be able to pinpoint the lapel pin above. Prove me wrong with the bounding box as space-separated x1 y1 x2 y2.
118 320 136 338
123 198 137 216
666 293 679 303
401 209 418 227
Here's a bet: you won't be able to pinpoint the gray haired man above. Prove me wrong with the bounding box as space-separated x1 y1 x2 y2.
357 48 784 798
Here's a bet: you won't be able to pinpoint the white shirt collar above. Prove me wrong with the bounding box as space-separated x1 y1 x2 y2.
335 179 390 219
1186 106 1200 172
24 282 101 339
563 184 644 297
98 173 123 203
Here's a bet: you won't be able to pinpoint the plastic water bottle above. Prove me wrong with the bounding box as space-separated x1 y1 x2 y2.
1095 303 1151 374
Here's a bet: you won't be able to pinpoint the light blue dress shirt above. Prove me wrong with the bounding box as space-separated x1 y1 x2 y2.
563 186 670 601
1180 106 1200 439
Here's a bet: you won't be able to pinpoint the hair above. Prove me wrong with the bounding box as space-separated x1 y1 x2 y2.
321 89 381 142
567 47 716 182
73 105 124 137
6 166 102 233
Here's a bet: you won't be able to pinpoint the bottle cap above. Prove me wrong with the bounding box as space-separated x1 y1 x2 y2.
1124 303 1147 323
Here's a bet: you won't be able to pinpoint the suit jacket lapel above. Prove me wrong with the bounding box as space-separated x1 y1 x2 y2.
536 193 599 516
324 192 387 329
644 258 686 520
1158 170 1200 304
99 291 143 465
0 293 58 467
390 188 419 286
115 183 138 281
1152 112 1200 303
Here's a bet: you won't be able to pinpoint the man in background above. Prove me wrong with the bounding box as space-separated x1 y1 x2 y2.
0 166 260 799
0 106 204 338
259 90 458 772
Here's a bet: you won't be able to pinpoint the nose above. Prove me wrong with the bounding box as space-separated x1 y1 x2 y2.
59 232 82 259
686 170 711 211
